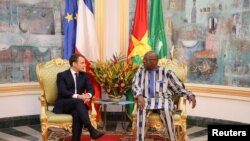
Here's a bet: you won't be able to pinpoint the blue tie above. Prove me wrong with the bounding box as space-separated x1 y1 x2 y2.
149 71 155 98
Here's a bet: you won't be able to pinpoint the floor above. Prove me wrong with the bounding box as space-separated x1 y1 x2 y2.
0 122 207 141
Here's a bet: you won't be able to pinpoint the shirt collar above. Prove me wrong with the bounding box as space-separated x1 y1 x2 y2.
70 69 78 76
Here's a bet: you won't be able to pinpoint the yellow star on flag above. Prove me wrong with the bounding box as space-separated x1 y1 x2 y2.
65 13 73 22
128 31 151 59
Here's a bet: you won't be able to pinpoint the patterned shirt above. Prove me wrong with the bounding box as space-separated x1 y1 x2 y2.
132 66 194 110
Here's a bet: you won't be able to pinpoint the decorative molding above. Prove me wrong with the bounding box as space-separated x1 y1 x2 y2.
186 83 250 99
0 82 249 99
0 82 40 96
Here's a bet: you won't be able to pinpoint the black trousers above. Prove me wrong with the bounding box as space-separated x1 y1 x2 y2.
61 99 92 141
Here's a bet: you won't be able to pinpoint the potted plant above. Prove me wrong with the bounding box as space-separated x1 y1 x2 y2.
90 53 138 101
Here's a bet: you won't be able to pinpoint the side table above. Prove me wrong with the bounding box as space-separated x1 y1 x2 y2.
93 99 134 131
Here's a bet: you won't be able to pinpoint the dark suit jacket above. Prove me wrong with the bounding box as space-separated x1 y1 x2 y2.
53 69 94 113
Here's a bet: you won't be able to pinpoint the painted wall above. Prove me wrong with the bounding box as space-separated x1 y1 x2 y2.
161 0 250 87
0 0 63 84
1 0 250 87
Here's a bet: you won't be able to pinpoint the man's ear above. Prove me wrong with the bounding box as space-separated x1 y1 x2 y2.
72 61 77 67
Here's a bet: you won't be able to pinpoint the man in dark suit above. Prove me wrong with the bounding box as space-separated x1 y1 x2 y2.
53 54 104 141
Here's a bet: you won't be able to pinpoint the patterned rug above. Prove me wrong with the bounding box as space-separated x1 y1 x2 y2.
48 130 167 141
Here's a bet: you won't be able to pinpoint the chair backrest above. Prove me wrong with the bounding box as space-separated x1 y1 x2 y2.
158 58 187 82
158 58 188 104
36 58 70 105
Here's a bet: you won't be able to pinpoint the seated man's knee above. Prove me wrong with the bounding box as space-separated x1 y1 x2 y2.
74 99 85 106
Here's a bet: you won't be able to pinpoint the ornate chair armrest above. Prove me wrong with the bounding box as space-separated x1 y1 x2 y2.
177 97 187 119
131 98 138 133
38 95 49 121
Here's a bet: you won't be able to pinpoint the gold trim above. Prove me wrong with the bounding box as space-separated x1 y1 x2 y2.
119 0 129 55
1 83 249 99
0 82 40 95
95 0 105 61
186 83 250 98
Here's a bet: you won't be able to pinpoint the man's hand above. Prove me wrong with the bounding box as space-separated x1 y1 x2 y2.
78 93 91 103
188 95 196 109
137 95 145 110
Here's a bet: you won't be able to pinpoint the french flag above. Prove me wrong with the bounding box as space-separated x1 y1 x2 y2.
75 0 101 121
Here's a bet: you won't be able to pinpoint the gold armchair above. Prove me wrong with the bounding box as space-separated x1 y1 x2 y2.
132 58 188 141
36 58 97 141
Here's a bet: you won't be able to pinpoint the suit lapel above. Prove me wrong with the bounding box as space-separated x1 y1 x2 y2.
66 69 75 90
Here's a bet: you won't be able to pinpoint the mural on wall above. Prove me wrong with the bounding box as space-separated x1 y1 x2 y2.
163 0 250 87
0 0 63 84
0 46 50 83
129 0 250 88
1 0 249 88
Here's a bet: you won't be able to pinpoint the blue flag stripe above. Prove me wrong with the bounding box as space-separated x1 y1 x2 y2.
84 0 94 13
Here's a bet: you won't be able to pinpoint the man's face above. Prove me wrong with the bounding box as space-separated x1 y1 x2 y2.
143 53 158 71
73 56 86 72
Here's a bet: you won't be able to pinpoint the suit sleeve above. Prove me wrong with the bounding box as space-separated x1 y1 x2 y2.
56 72 74 98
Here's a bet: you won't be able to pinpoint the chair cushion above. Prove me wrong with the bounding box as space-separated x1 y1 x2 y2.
40 66 69 105
45 111 72 123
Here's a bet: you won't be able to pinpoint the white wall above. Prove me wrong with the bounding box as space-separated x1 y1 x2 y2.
187 93 250 124
0 93 40 118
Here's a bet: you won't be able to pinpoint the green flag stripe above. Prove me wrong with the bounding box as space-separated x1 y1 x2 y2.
149 0 168 58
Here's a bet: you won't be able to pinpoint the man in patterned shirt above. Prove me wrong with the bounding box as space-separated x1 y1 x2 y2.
132 51 196 141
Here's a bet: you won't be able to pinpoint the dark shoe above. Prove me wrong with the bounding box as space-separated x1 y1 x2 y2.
90 130 104 139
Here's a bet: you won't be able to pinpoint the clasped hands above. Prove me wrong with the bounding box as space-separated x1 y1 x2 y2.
78 93 91 103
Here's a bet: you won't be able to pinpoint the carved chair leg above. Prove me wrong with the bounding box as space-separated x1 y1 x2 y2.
132 113 137 139
177 125 187 141
175 126 180 141
41 126 48 141
181 124 187 141
176 125 187 141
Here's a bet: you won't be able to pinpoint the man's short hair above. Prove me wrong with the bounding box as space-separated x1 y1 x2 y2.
69 54 84 66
